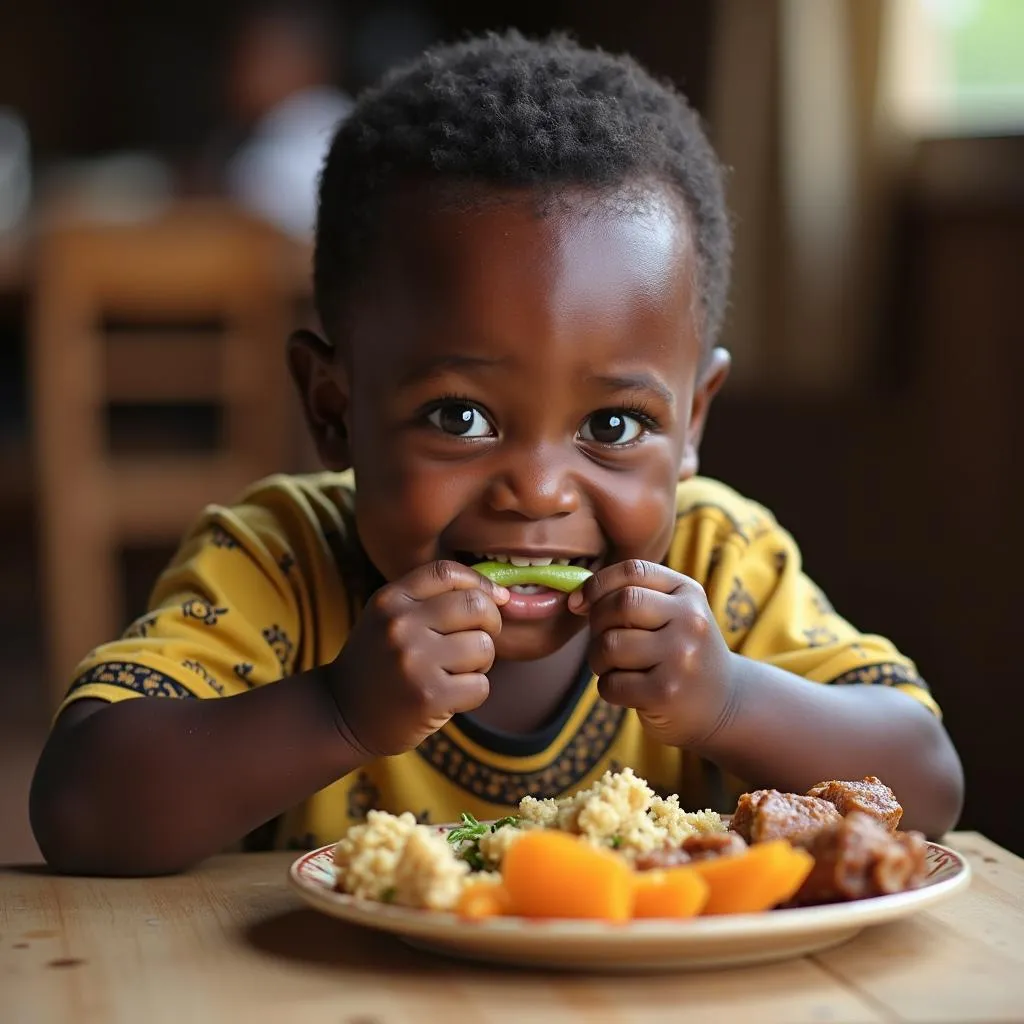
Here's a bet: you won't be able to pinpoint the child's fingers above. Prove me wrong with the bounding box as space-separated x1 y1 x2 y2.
587 627 659 677
390 560 510 606
420 587 504 638
568 559 688 614
435 672 491 716
436 630 497 675
586 586 678 636
595 670 660 710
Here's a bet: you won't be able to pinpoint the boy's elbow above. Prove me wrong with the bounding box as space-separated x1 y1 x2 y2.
31 785 194 877
908 711 965 840
930 739 965 839
30 747 193 878
29 766 106 875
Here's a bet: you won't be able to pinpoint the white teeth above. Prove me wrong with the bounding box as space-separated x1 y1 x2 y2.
475 552 568 566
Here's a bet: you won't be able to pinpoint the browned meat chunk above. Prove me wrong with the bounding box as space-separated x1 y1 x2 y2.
634 832 748 871
806 777 903 832
682 832 749 860
730 790 842 843
788 812 928 906
634 848 693 871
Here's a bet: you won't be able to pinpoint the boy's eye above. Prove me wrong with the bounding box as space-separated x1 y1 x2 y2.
426 401 494 438
579 410 646 445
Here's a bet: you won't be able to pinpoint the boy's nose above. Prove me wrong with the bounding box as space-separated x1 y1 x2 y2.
485 447 580 520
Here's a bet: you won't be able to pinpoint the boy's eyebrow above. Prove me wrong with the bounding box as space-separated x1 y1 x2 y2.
589 373 676 407
397 353 512 387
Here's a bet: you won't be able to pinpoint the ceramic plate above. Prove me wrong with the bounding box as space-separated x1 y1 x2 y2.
288 837 970 971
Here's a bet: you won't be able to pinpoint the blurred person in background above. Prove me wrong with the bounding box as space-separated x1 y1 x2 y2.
197 1 352 237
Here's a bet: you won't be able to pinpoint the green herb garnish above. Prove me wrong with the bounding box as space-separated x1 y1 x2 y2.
491 815 521 832
610 836 624 849
380 886 397 903
446 812 521 871
461 847 487 871
446 812 488 846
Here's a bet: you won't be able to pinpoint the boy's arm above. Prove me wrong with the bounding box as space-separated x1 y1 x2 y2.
574 549 963 840
32 559 507 877
697 656 964 837
30 668 368 876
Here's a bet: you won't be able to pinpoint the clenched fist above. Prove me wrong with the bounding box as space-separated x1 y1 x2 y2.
569 559 737 749
326 561 509 757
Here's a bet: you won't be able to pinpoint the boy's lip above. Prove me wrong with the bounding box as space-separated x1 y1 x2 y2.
500 587 568 621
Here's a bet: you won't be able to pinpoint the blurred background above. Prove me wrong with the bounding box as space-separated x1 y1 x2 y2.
1 0 1022 861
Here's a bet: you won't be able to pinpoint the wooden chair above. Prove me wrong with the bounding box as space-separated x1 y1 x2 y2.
31 202 303 709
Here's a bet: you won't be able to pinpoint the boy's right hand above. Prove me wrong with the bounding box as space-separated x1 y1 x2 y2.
325 561 509 758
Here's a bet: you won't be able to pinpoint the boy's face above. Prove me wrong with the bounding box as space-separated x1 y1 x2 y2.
293 183 729 662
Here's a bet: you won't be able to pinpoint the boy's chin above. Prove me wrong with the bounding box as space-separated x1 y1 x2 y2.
492 617 585 662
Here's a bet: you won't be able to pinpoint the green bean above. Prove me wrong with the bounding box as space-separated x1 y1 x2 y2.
472 561 593 593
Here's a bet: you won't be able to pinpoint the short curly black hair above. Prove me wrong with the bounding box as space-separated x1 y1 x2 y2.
314 31 732 349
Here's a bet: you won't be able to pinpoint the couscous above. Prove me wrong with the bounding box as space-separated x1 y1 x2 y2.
333 767 724 910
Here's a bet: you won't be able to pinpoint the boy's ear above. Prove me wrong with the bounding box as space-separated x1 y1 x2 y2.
286 329 351 471
679 347 730 481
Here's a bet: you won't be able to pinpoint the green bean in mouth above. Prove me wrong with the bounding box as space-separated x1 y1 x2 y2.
471 561 593 593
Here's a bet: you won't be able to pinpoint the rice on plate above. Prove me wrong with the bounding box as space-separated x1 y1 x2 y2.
333 767 725 911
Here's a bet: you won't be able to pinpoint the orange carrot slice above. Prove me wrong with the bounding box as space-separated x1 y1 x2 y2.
502 830 633 921
631 866 710 918
456 880 512 920
690 840 814 915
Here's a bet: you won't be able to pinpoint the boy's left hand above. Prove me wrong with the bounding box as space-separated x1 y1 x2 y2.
568 560 737 749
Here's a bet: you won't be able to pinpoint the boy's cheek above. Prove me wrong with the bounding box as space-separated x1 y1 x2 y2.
354 478 467 580
589 454 679 536
595 492 678 564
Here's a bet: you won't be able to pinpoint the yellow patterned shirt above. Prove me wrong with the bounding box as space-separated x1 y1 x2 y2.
59 472 939 850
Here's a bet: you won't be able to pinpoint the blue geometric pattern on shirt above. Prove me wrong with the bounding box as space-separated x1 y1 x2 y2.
803 625 839 648
826 662 929 691
234 662 255 685
706 545 723 577
67 661 196 699
346 771 381 822
677 502 773 543
181 598 229 626
181 659 225 695
416 698 626 804
261 625 294 671
122 616 155 640
724 576 757 632
209 524 241 549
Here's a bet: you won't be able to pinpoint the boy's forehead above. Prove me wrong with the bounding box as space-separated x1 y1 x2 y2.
349 182 701 374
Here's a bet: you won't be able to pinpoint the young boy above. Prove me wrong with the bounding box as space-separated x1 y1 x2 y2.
31 32 963 876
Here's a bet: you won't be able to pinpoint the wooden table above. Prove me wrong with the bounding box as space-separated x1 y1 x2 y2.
2 833 1022 1023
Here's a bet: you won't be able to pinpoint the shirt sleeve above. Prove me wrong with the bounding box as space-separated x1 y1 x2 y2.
668 482 941 717
58 504 305 715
